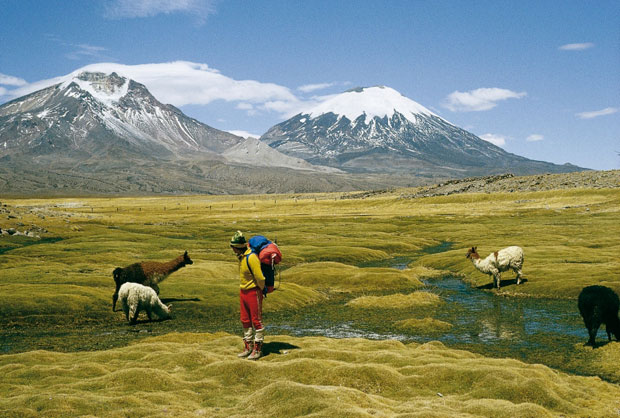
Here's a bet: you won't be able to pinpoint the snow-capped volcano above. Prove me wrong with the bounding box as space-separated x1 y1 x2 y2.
305 86 436 123
0 71 243 158
261 86 580 176
0 71 329 172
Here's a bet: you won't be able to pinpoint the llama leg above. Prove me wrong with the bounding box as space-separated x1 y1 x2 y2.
112 291 119 311
493 273 501 289
514 268 523 285
585 320 600 346
146 307 153 321
123 304 129 322
129 305 139 324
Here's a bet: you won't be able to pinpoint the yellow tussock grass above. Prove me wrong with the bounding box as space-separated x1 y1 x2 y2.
395 317 453 333
1 333 620 417
347 291 441 309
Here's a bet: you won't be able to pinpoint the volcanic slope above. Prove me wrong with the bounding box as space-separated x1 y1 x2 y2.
0 71 369 195
260 86 583 176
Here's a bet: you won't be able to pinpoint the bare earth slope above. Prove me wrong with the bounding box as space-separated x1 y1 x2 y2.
401 170 619 198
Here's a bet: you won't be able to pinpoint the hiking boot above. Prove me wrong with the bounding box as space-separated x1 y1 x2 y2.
237 340 253 358
247 341 262 360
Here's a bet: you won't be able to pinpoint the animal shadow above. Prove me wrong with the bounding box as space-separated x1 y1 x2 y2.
128 316 173 326
160 297 201 304
476 278 528 290
262 342 300 357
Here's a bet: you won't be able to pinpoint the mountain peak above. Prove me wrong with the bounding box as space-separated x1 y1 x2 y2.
62 71 130 107
305 86 437 124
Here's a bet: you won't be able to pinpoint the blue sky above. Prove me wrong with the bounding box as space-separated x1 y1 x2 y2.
1 0 618 170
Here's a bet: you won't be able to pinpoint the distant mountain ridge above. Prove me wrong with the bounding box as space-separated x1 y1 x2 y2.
0 71 328 172
261 86 582 176
0 75 584 195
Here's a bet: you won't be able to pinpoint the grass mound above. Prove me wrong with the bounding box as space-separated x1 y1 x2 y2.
346 291 441 309
1 333 619 417
284 262 425 292
395 317 453 334
566 342 620 384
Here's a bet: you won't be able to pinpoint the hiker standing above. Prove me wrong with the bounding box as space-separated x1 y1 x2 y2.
230 231 266 360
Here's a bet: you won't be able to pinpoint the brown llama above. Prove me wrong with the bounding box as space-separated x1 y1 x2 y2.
112 251 193 311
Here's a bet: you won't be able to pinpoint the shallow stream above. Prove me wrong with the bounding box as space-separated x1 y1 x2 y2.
269 246 588 371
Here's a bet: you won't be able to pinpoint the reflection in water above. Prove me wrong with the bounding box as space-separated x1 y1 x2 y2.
269 272 586 370
268 247 591 376
426 277 583 346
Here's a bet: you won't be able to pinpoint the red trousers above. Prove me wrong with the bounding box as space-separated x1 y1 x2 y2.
240 288 263 329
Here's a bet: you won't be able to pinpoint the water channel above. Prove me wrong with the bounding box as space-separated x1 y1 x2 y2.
268 244 588 372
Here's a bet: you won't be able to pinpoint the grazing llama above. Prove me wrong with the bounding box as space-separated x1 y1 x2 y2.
112 251 193 311
465 246 524 289
578 285 620 347
118 282 172 324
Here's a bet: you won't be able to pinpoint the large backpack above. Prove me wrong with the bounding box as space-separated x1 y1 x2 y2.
246 235 282 296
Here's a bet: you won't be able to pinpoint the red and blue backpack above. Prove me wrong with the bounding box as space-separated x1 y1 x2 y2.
246 235 282 296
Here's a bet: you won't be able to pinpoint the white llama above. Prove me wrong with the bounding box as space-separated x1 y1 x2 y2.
118 282 172 324
466 246 524 289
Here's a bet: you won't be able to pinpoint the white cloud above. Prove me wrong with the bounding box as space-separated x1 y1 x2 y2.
298 82 337 93
0 73 27 86
236 102 258 116
559 42 595 51
480 133 506 147
5 61 300 111
261 99 306 116
104 0 216 22
443 88 527 112
526 134 544 142
576 107 618 119
66 44 110 61
0 87 7 96
227 130 261 139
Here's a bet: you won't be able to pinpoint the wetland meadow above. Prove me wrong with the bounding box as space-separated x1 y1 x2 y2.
1 183 620 417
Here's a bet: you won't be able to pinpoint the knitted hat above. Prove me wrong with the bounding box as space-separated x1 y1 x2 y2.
230 230 247 248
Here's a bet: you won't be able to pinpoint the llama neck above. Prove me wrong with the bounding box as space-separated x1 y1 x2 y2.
163 254 186 274
147 255 186 284
472 257 492 273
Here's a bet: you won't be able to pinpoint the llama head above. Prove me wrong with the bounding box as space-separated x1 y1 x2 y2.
183 251 193 265
112 267 123 284
466 247 479 259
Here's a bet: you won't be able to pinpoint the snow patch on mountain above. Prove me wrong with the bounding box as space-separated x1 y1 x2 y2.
61 73 129 107
306 86 437 124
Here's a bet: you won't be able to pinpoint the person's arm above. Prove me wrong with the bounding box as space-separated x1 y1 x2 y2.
248 253 265 290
